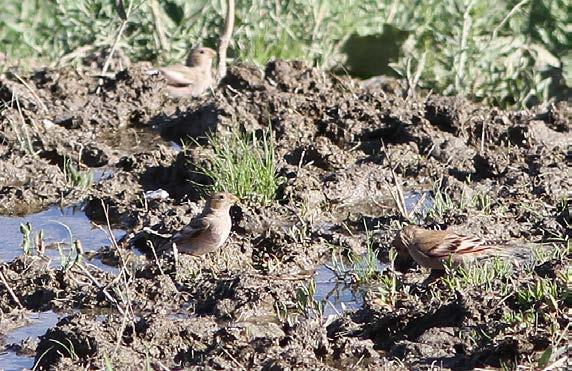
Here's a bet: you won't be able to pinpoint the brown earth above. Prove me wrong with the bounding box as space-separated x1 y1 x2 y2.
0 59 569 370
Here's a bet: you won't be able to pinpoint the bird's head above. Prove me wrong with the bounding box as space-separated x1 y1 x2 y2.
187 47 217 68
393 225 417 252
207 192 239 212
392 224 418 271
397 224 418 246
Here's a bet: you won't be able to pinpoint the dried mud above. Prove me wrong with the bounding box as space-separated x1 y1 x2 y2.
0 59 569 370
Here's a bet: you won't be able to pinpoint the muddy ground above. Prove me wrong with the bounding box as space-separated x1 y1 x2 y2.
0 58 569 370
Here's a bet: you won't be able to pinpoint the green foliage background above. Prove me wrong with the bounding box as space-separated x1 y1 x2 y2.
1 0 570 107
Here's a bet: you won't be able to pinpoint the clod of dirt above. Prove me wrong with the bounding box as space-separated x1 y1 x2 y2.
425 96 473 135
221 63 266 91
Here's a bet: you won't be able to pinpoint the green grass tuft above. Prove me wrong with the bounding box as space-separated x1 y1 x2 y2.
194 129 281 204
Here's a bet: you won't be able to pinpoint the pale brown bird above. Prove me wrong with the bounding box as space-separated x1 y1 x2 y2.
159 47 217 97
393 225 526 270
165 192 238 256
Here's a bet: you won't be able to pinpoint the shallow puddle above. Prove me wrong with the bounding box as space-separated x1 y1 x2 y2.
403 190 434 219
313 190 432 316
314 264 365 316
0 311 61 371
4 311 60 345
331 189 434 221
92 167 115 183
0 352 32 371
314 257 388 317
0 204 125 272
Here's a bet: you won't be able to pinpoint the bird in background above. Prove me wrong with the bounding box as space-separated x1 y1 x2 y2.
393 224 532 270
164 192 238 256
158 47 217 98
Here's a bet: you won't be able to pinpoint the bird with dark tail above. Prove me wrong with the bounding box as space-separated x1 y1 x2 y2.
163 192 238 256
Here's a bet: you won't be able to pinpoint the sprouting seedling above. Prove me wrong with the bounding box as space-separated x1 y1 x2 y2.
442 256 459 290
296 279 323 318
48 338 79 361
57 239 85 271
346 224 381 284
63 157 93 190
296 282 311 312
49 220 84 270
59 239 85 271
56 242 68 269
19 222 33 256
35 229 46 256
388 247 398 271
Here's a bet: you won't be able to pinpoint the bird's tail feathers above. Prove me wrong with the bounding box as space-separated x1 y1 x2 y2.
478 243 546 268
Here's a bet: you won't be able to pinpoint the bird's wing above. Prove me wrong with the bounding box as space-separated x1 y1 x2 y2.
418 230 489 258
172 217 211 242
159 65 199 86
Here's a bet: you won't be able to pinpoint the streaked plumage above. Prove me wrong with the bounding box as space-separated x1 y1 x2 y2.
393 225 514 270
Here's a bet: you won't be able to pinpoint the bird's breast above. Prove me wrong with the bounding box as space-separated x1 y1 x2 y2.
210 213 232 246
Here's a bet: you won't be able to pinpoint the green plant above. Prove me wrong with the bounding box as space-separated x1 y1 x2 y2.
515 277 561 311
103 353 114 371
19 222 32 255
295 279 323 318
472 192 493 214
390 0 569 107
327 228 382 285
51 220 85 270
427 179 472 221
428 188 457 221
48 338 79 361
502 308 536 328
19 222 45 256
34 338 79 370
55 239 85 271
193 128 281 204
371 248 402 307
1 0 567 107
347 233 381 283
531 241 568 266
443 257 514 292
6 115 39 155
63 157 93 190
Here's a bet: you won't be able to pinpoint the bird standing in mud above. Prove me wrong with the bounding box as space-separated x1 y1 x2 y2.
393 225 529 270
164 192 238 256
159 47 217 98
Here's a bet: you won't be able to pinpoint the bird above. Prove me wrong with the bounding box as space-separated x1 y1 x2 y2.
392 225 527 270
164 192 238 256
158 47 217 98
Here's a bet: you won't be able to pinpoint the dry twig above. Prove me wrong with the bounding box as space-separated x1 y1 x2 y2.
149 0 169 51
0 269 24 309
217 0 235 80
97 0 133 92
380 139 409 219
12 73 48 113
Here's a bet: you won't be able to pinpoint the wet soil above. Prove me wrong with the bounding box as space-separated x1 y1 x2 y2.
0 59 569 370
0 204 125 272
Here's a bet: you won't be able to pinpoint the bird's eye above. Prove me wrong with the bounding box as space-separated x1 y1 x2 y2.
199 50 205 54
218 195 224 199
